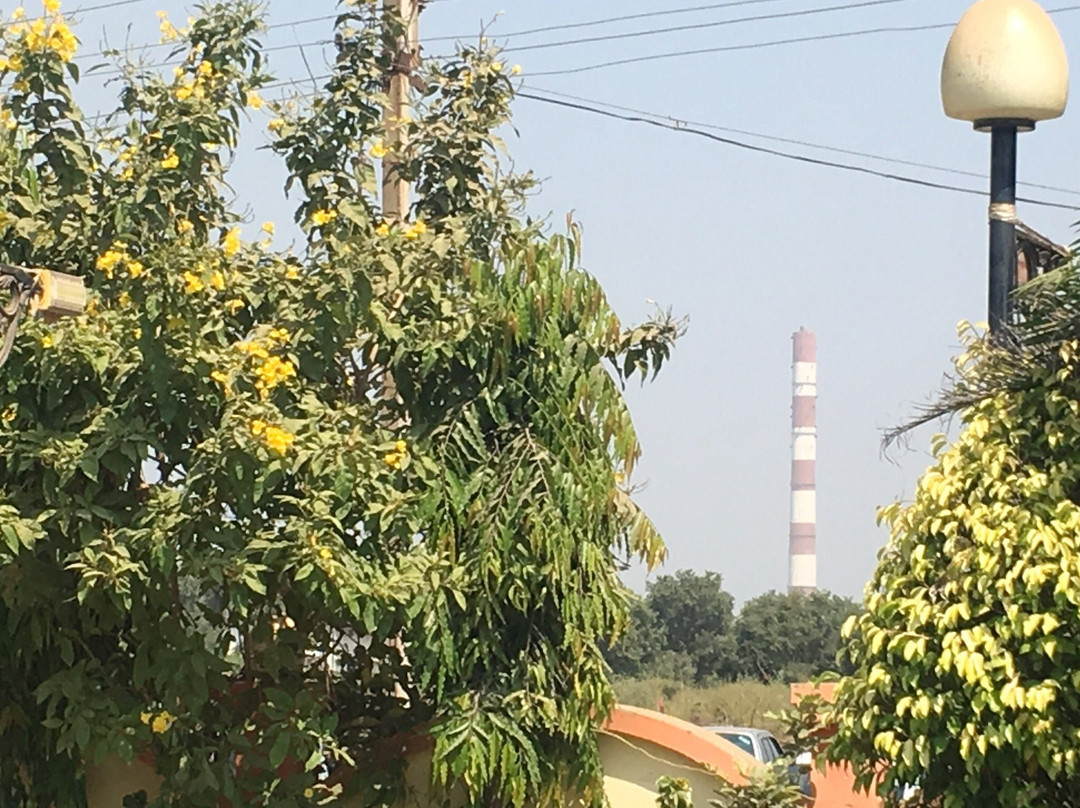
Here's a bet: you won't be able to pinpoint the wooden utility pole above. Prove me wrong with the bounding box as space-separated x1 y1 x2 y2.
382 0 420 222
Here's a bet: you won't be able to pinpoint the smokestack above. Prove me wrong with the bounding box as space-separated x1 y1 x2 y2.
789 328 817 594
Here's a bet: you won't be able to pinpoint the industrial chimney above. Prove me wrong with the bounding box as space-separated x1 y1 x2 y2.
789 328 817 594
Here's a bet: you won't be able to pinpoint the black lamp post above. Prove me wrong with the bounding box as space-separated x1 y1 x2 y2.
941 0 1069 333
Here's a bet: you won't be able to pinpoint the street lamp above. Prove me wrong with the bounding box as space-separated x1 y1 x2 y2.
941 0 1069 333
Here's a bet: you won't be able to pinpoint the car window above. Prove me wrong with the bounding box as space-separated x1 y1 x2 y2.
719 733 755 758
765 737 784 761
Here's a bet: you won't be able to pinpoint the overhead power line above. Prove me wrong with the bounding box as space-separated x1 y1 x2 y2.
525 86 1080 199
503 0 909 54
515 90 1080 211
426 0 798 42
529 3 1080 76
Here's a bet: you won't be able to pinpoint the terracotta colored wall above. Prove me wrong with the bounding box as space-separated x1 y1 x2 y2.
790 684 883 808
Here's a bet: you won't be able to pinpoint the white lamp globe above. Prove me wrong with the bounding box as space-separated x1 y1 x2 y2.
941 0 1068 130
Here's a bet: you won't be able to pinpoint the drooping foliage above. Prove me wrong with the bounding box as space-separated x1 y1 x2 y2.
0 3 677 806
826 268 1080 808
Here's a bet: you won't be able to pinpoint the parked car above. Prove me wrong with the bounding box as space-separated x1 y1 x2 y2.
704 726 811 795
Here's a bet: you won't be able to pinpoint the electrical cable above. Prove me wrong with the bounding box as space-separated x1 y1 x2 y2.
425 0 809 42
504 0 910 55
528 4 1080 76
516 90 1080 211
526 85 1080 199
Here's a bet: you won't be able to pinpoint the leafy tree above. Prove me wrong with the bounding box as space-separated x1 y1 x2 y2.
646 570 739 683
603 597 666 679
734 590 857 682
825 286 1080 808
0 3 677 807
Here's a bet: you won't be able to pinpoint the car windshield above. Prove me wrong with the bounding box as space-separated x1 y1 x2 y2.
719 733 755 757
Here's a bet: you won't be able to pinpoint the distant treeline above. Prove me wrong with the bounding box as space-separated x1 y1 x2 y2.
605 570 859 685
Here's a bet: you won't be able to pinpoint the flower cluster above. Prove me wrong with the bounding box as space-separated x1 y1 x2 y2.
175 56 219 102
374 220 427 239
182 264 225 295
140 709 177 734
254 355 295 393
95 243 144 280
222 227 241 257
7 2 78 64
383 439 408 469
251 419 295 455
235 330 294 397
310 209 337 227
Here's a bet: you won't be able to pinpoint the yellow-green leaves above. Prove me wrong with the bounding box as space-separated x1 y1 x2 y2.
825 312 1080 807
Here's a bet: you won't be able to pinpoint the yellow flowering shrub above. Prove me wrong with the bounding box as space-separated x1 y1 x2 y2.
0 3 678 808
824 310 1080 808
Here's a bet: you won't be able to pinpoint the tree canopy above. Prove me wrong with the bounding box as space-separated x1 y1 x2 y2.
604 570 856 685
826 280 1080 808
734 590 857 683
0 3 678 807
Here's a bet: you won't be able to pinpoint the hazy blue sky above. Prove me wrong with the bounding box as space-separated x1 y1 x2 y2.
64 0 1080 604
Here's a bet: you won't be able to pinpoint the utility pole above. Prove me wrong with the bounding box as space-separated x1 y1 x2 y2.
382 0 420 222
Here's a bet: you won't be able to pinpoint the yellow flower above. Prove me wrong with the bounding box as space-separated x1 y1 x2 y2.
209 270 226 291
183 271 204 294
222 227 241 257
225 297 245 314
304 788 314 799
139 711 152 725
175 83 194 101
254 356 296 391
246 90 263 109
319 547 332 560
176 217 194 234
160 150 179 170
269 327 289 343
264 425 295 455
250 419 267 436
461 71 473 89
404 220 427 239
44 0 60 14
127 260 144 278
150 711 176 734
285 267 300 281
96 246 125 279
12 7 25 19
491 62 503 73
394 439 407 453
375 222 390 237
117 291 131 307
197 60 212 77
368 140 389 159
511 64 522 75
160 18 179 42
310 209 337 226
1 407 15 423
268 118 285 133
383 451 404 469
261 221 275 236
210 370 230 394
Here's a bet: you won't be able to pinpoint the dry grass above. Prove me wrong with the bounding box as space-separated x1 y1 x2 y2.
613 678 792 739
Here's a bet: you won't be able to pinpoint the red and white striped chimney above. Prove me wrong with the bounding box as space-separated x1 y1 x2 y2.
789 328 817 594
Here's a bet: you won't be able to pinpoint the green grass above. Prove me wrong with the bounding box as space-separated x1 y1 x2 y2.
612 678 791 739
